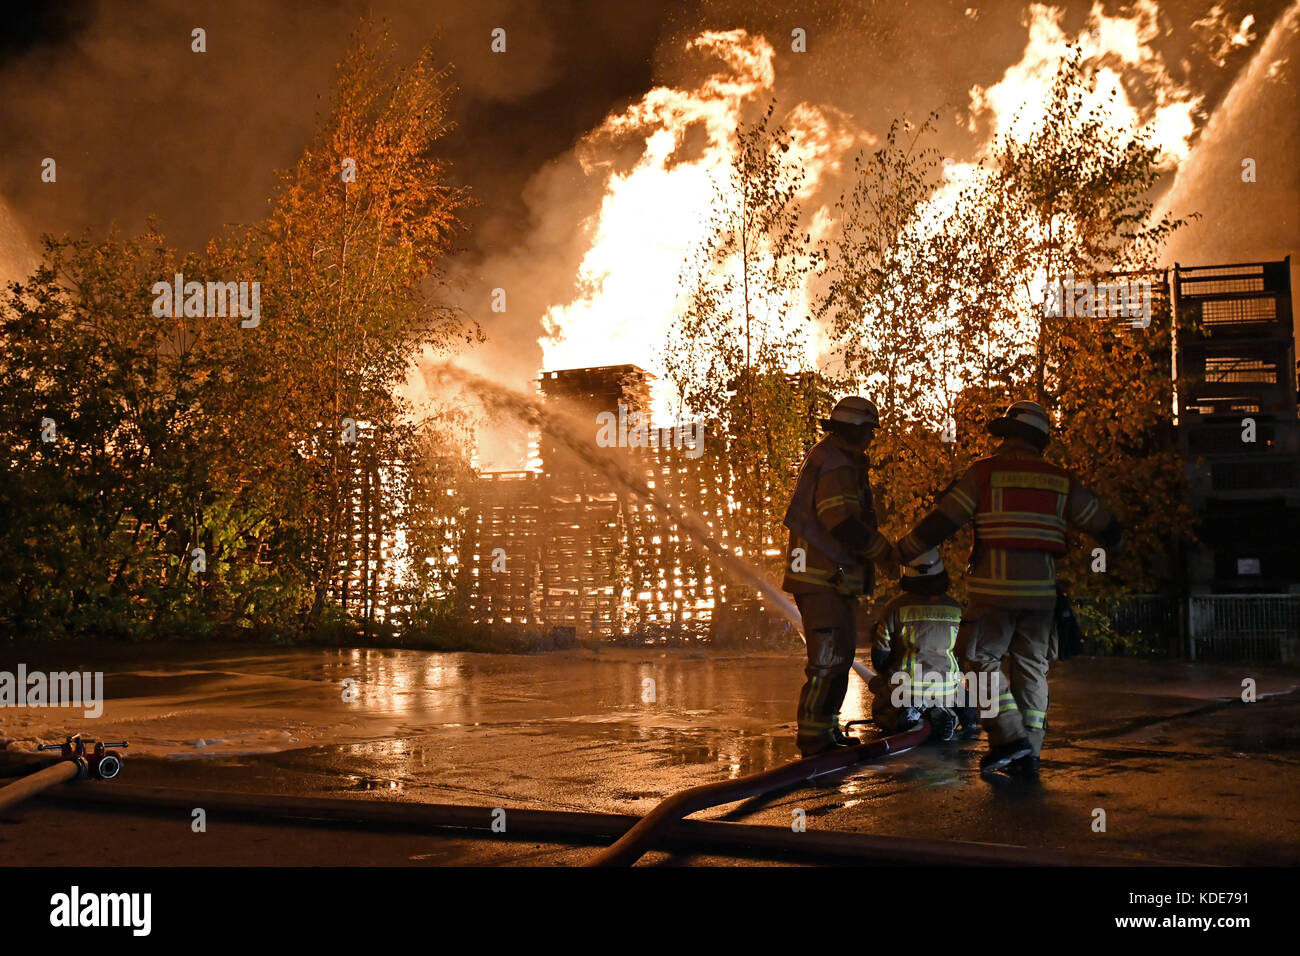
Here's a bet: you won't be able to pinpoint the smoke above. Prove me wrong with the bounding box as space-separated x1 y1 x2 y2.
0 0 667 276
1162 0 1300 340
427 361 874 682
2 1 1295 466
0 195 39 288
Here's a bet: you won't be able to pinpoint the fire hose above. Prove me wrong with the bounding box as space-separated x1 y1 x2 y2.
586 721 930 866
0 735 126 816
574 591 900 865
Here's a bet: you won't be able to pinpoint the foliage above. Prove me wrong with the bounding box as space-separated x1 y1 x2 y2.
0 23 471 640
817 51 1196 601
664 102 829 574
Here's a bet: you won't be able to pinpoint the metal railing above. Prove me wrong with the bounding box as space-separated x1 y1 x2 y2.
1069 593 1300 662
1187 594 1300 662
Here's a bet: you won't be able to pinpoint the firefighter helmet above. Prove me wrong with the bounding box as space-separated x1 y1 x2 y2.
820 396 880 431
988 400 1051 447
903 547 945 578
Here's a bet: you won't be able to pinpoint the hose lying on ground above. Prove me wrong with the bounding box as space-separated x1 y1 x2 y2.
0 760 80 816
30 773 1174 866
586 722 932 866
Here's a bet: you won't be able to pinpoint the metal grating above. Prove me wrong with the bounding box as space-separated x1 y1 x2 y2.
1188 595 1300 662
1197 297 1279 326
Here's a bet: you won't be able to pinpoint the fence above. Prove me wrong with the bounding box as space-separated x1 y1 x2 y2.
1186 594 1300 663
1073 593 1300 662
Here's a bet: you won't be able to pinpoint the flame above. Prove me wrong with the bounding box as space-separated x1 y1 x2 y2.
538 30 860 419
968 1 1201 167
832 1 1217 428
533 12 1209 426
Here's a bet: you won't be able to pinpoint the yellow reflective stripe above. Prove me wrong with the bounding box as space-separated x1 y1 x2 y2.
978 529 1067 545
990 471 1069 493
976 511 1067 524
863 534 890 561
948 486 977 514
899 531 928 555
967 577 1057 595
816 494 858 514
997 693 1019 715
799 676 825 725
895 677 963 693
975 513 1067 530
1071 497 1099 524
968 587 1056 599
898 605 962 624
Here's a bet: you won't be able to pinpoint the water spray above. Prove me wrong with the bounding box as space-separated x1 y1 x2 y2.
429 363 873 683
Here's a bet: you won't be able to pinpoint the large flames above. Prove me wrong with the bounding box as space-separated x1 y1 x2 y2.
529 7 1214 425
537 30 860 419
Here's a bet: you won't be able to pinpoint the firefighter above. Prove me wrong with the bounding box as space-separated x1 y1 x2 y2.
867 548 970 742
782 395 901 757
897 401 1123 776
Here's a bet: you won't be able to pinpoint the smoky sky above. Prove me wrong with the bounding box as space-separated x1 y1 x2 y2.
0 0 668 253
1 0 1296 466
3 0 1290 254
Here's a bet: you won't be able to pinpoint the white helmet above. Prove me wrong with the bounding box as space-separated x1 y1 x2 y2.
903 548 945 578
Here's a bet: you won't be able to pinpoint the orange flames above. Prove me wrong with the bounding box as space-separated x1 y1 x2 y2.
537 30 860 420
531 10 1210 424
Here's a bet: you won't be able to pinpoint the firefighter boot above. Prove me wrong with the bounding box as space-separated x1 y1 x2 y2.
926 707 957 743
889 706 924 732
956 706 981 739
830 719 860 747
1006 753 1041 777
979 737 1033 775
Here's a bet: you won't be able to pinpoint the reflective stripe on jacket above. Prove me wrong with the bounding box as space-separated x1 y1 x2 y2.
899 438 1116 609
781 435 890 596
872 593 964 698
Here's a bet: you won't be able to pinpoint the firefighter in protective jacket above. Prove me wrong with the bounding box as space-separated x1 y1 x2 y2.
868 548 975 742
782 396 900 757
897 401 1123 775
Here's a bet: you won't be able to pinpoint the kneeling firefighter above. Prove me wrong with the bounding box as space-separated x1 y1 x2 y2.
782 396 901 757
897 401 1123 776
867 548 979 742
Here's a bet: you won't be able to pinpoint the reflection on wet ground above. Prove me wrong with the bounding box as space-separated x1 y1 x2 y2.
2 642 1298 864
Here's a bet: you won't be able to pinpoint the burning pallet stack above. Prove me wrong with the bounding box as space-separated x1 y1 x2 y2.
459 364 746 641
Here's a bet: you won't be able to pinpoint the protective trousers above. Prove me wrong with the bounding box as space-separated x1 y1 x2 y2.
958 602 1055 756
794 591 857 749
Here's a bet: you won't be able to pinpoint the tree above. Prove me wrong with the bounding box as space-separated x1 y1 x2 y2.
664 102 826 577
235 23 472 626
819 51 1196 599
815 117 976 589
0 21 475 639
963 49 1196 593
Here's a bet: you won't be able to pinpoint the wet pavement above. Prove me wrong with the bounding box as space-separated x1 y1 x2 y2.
2 642 1298 865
